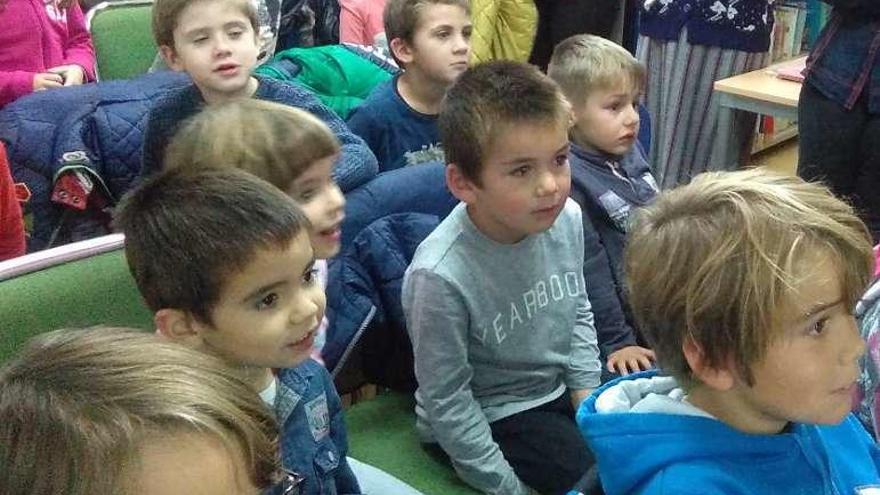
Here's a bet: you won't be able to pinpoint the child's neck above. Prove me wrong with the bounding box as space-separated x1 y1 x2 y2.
235 365 275 393
397 70 448 115
687 384 789 435
202 76 259 105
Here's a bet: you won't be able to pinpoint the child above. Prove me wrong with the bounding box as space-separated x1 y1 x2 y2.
0 326 287 495
141 0 377 192
165 99 344 361
402 61 601 495
115 167 420 495
0 141 25 260
579 169 880 495
346 0 471 172
548 34 657 377
0 0 96 108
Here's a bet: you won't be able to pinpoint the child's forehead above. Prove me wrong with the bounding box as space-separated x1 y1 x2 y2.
218 233 313 298
414 2 470 29
482 120 569 163
175 0 252 29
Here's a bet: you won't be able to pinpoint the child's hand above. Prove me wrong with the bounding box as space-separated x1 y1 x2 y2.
607 345 656 376
32 72 64 91
48 65 85 86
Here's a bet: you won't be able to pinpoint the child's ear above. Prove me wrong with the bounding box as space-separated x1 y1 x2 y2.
159 45 184 72
389 37 414 66
446 163 478 204
683 337 735 391
155 308 204 347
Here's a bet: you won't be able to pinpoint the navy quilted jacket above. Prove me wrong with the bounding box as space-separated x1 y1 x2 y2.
0 71 191 250
323 162 458 385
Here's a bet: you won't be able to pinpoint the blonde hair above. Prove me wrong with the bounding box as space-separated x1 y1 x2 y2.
164 98 340 191
547 34 645 108
625 169 874 386
0 327 281 495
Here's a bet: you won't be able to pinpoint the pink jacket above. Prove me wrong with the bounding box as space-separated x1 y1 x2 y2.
0 0 96 107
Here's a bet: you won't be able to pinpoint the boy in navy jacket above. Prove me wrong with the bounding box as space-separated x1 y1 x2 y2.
548 34 657 376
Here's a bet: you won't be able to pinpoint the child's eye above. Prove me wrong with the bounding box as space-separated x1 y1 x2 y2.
511 165 530 177
436 30 450 39
229 29 243 39
256 293 279 310
193 36 208 44
462 27 473 39
555 154 569 167
299 189 317 202
303 268 319 285
808 317 828 336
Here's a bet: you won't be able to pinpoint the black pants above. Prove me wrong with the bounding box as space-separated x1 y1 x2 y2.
798 82 880 243
489 393 595 495
528 0 621 71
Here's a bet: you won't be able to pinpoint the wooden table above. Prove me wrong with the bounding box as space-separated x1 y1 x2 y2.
713 56 805 168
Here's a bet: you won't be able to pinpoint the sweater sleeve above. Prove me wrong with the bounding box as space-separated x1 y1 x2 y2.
0 70 37 108
61 2 96 81
403 269 531 495
565 208 603 390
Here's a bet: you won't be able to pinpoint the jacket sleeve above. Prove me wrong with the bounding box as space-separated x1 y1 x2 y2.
61 2 96 81
403 269 531 495
281 83 378 192
140 106 169 177
582 209 638 357
566 210 603 391
322 367 362 494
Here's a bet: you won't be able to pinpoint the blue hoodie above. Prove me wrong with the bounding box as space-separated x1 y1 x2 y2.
577 371 880 495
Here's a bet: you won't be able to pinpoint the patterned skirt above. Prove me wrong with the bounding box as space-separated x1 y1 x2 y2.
637 30 769 189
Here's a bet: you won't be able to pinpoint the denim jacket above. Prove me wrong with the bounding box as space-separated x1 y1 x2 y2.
276 360 361 495
804 10 880 113
640 0 774 52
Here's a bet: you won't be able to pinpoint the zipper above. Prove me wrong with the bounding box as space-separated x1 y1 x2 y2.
331 305 377 378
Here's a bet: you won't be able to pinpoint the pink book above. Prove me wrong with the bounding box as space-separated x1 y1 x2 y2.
776 58 807 83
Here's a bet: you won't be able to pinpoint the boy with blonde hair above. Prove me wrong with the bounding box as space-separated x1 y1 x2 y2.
141 0 376 191
0 326 289 495
402 61 601 495
579 169 880 494
347 0 471 171
548 34 657 377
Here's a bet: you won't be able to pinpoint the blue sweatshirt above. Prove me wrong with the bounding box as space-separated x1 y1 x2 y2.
578 371 880 495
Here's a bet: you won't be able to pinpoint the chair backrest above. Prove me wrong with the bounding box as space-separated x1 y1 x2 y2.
0 234 152 363
86 1 157 81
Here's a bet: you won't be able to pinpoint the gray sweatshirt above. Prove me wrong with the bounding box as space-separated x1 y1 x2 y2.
401 199 601 495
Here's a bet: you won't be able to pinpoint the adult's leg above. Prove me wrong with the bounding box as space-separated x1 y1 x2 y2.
855 112 880 243
489 394 594 495
797 82 866 200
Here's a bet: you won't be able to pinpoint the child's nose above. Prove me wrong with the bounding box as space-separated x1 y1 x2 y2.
289 292 320 326
840 317 866 365
536 170 559 196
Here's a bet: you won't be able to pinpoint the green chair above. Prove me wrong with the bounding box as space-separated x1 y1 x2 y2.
86 0 157 81
0 235 478 494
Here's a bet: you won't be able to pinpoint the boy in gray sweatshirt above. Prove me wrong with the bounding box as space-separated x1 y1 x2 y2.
401 61 602 495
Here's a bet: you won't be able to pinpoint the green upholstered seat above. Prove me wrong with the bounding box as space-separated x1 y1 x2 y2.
86 1 157 81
